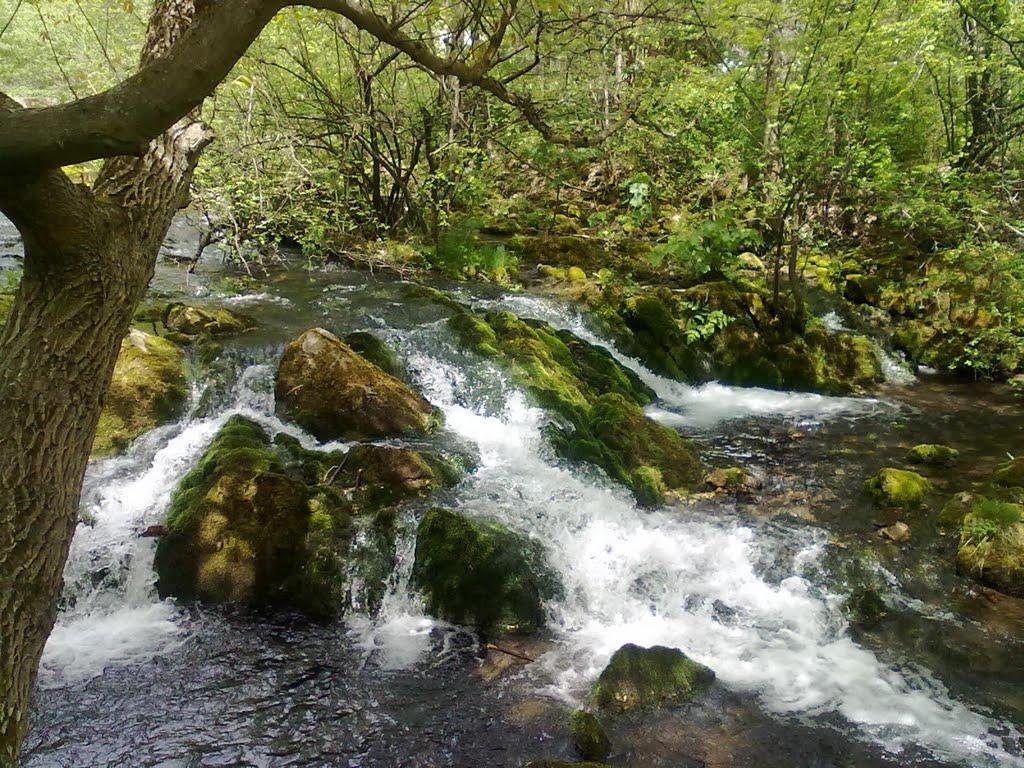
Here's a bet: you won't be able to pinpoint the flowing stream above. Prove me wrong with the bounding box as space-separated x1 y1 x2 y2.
5 217 1023 767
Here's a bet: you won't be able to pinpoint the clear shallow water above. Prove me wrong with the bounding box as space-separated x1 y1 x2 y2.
4 221 1021 766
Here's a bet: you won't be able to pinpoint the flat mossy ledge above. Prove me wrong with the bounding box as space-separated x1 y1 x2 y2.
862 468 932 510
585 281 883 394
275 327 441 441
412 507 562 634
446 307 702 505
591 643 715 713
92 328 188 458
156 416 462 619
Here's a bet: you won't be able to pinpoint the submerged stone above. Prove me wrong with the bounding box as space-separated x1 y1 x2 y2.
275 327 438 441
592 643 714 713
92 329 188 457
412 507 561 633
569 710 611 761
906 444 959 467
862 468 932 510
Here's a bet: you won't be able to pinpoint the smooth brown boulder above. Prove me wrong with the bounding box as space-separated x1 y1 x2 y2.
275 327 438 441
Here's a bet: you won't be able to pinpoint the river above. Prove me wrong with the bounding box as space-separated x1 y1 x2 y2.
3 216 1022 767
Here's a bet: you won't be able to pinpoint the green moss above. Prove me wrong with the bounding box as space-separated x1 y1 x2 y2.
164 302 255 338
862 468 932 510
275 327 438 440
447 308 699 504
92 329 188 457
906 444 960 466
992 457 1024 487
558 393 702 506
592 644 714 713
400 283 467 313
412 507 561 633
586 280 882 394
939 491 977 528
0 292 14 325
155 416 352 619
568 710 611 762
157 416 458 619
343 331 406 380
956 497 1024 597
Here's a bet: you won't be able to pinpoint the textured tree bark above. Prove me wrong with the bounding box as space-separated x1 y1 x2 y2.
0 4 211 763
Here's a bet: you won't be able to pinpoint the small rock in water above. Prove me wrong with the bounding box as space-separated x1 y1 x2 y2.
139 525 167 538
592 643 714 713
877 521 911 543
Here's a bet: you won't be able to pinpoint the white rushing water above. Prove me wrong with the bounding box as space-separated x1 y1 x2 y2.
392 319 1021 767
39 361 346 686
40 288 1019 767
480 293 890 428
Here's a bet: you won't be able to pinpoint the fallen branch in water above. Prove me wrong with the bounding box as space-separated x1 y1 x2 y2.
485 643 535 663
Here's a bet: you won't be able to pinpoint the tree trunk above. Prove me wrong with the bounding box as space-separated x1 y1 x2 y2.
0 3 210 762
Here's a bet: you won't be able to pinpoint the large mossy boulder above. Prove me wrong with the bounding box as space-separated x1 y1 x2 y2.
275 327 438 441
592 644 714 713
412 507 561 633
156 417 461 619
447 308 701 505
555 393 703 507
862 468 932 510
906 443 959 467
587 282 882 394
956 497 1024 597
164 302 255 338
154 416 352 619
92 329 188 457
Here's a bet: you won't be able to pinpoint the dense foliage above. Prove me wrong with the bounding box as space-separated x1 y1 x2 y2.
1 0 1022 377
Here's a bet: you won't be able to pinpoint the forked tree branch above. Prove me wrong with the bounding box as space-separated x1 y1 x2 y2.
0 0 632 173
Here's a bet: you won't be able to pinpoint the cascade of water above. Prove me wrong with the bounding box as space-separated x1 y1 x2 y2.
379 317 1022 767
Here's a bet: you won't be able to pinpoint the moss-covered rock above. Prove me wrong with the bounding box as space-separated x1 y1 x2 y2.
275 327 439 441
939 491 978 529
343 331 406 380
586 281 882 394
906 444 959 467
956 497 1024 597
154 416 352 619
592 643 714 713
92 329 188 458
705 466 757 491
164 302 255 338
412 508 561 633
156 417 460 619
992 457 1024 488
447 308 701 505
862 468 932 510
556 393 702 506
569 710 611 762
